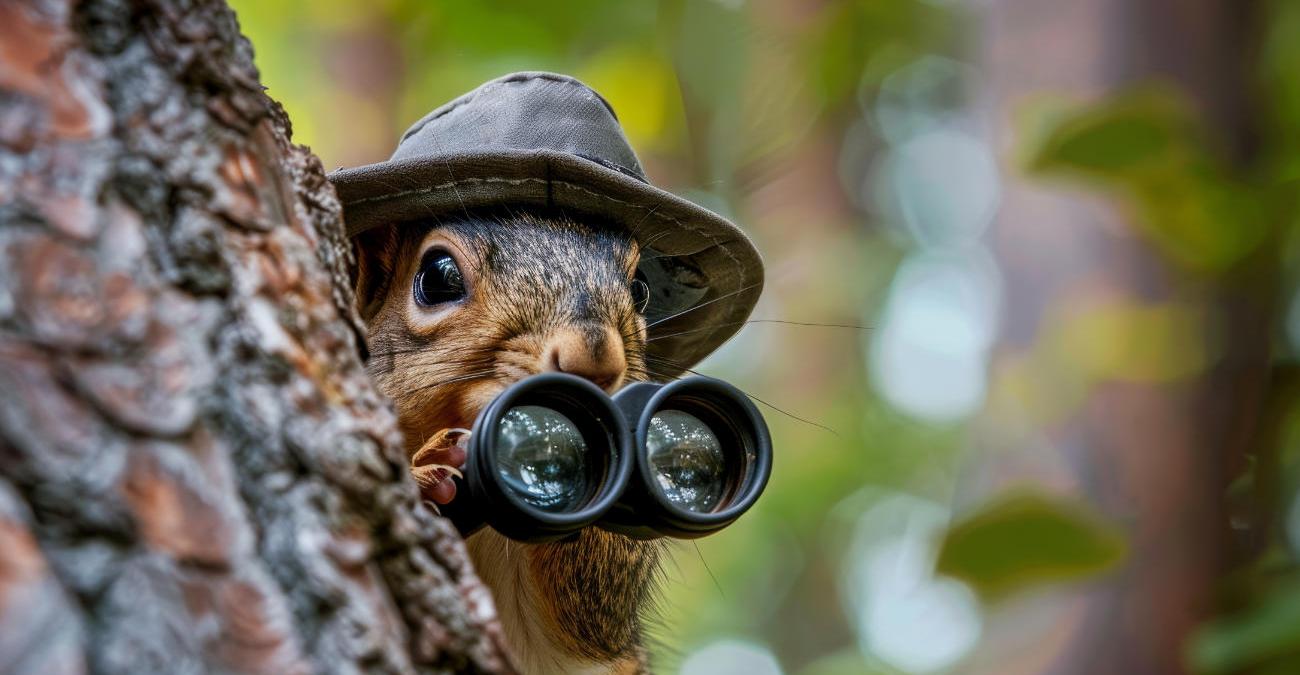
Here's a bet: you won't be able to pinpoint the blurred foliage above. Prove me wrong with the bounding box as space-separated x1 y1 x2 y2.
990 298 1213 428
1191 575 1300 675
1022 90 1274 273
1010 2 1300 673
936 490 1126 600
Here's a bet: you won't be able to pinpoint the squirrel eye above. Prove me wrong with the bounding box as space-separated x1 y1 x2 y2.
414 250 466 307
630 269 650 314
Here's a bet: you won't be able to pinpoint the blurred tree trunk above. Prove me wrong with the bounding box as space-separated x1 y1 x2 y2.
969 1 1260 674
0 1 511 673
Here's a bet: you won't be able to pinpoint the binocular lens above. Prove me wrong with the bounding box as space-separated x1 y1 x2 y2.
645 410 726 513
495 405 593 512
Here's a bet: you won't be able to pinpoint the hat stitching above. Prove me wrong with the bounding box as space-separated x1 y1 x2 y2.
545 158 554 208
550 180 745 272
343 175 746 276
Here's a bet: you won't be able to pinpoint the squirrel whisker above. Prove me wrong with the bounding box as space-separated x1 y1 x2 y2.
643 281 763 332
627 202 663 242
636 226 676 252
368 344 466 359
644 354 839 436
639 318 876 344
365 343 496 375
404 369 499 396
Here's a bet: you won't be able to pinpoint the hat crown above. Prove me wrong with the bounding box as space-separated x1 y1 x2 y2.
329 71 764 373
392 72 645 180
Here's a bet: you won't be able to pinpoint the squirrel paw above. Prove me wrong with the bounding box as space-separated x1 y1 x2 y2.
411 428 469 505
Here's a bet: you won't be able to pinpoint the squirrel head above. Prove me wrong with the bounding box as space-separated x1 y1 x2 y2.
354 209 650 458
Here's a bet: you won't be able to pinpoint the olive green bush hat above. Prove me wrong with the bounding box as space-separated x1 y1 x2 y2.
329 72 764 371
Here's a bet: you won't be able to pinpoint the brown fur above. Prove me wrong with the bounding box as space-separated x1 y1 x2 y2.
356 210 661 674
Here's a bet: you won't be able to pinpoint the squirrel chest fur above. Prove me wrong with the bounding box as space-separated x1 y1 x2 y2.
354 210 663 675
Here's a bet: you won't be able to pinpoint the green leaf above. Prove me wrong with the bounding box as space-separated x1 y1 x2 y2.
936 490 1127 600
1019 88 1275 273
1189 578 1300 674
1024 90 1195 177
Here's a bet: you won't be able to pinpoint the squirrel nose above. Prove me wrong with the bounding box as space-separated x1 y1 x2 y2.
541 324 626 393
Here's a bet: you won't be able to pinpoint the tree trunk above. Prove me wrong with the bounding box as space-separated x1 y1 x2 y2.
968 1 1259 674
0 1 511 673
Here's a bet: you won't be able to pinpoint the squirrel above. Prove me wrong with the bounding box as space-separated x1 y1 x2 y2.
353 208 662 674
332 71 764 674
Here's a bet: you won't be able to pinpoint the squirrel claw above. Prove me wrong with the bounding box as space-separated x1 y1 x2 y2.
412 429 469 505
412 463 460 504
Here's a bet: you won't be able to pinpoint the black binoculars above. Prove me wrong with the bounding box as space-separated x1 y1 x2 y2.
437 373 772 542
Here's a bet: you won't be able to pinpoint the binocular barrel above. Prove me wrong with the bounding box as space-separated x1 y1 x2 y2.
436 373 772 542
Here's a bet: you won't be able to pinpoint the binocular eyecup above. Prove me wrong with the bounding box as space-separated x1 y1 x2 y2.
436 372 772 543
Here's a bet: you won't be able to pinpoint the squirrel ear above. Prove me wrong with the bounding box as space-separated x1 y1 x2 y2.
352 226 400 323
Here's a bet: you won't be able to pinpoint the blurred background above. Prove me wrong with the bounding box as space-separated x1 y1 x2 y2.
228 1 1300 673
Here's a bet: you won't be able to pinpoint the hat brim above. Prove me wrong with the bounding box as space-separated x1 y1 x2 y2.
328 149 763 373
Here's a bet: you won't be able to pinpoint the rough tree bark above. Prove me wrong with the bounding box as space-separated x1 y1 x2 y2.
0 1 512 673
